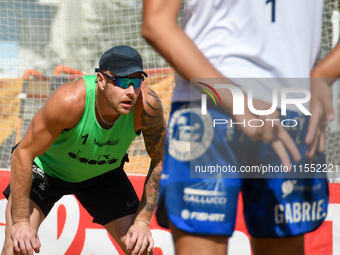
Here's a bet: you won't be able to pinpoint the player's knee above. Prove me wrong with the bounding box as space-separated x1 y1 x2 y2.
115 235 129 253
1 238 14 255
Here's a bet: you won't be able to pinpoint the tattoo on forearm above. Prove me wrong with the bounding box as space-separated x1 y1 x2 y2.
140 161 162 212
139 89 166 213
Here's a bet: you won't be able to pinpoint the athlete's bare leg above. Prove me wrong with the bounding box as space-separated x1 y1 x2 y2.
251 235 304 255
104 213 153 255
1 195 45 255
169 221 228 255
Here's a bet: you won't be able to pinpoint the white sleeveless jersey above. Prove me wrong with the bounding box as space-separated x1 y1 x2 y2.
173 0 324 105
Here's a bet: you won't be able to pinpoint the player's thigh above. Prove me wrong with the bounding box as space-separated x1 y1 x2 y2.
103 213 136 248
251 235 304 255
169 221 228 255
104 213 154 255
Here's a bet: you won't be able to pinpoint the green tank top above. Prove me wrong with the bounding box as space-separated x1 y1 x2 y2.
34 75 140 182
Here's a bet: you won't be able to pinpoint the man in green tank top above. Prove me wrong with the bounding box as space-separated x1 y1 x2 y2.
2 45 166 255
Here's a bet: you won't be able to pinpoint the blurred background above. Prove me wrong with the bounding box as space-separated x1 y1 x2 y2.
0 0 339 178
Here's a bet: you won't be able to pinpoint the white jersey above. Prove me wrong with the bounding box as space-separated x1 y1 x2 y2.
173 0 324 108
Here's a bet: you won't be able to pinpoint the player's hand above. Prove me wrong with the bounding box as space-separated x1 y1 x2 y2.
125 219 153 255
11 221 41 255
305 78 335 158
234 98 301 167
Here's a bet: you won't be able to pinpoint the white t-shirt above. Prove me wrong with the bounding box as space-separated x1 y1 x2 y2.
173 0 323 109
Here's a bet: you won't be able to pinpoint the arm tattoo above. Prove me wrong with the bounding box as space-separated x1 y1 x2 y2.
146 101 161 111
139 160 162 212
138 89 166 213
142 90 166 161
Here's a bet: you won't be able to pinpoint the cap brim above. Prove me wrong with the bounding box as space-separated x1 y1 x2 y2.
109 66 148 77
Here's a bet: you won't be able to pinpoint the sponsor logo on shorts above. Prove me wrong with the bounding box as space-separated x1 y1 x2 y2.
39 182 46 190
181 209 225 222
183 178 227 206
282 180 322 198
127 199 138 208
282 180 297 198
32 187 44 200
274 199 327 224
168 105 214 161
32 165 45 178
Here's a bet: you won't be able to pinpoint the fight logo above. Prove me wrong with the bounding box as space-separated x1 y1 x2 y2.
168 104 214 161
181 209 226 222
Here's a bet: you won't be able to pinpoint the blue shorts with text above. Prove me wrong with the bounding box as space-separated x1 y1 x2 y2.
156 102 328 237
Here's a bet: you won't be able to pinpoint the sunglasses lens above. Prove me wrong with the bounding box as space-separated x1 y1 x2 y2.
115 78 143 89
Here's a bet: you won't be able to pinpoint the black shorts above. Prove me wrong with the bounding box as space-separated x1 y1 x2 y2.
4 163 139 225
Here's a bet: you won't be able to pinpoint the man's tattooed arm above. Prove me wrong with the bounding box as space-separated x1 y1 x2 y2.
136 87 166 224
